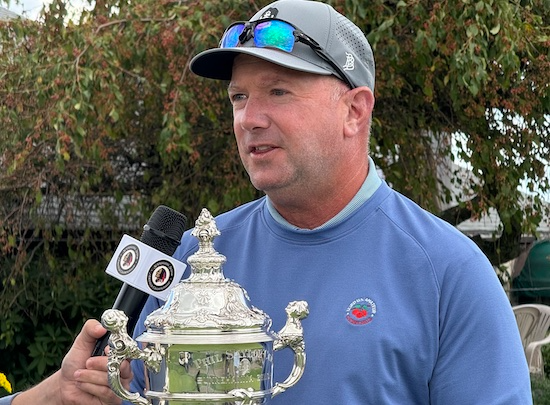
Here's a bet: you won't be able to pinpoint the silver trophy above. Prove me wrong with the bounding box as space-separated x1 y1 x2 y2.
101 208 308 404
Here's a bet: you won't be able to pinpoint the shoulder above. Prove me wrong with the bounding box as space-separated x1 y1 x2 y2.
378 184 482 257
373 184 494 292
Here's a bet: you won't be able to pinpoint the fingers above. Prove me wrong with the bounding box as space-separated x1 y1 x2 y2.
119 359 133 381
69 319 108 358
81 319 108 343
74 368 111 389
59 320 130 405
74 374 122 405
74 367 122 405
83 356 133 388
61 320 108 378
86 354 109 371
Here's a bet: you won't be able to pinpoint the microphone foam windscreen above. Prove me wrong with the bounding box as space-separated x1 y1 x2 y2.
140 205 187 256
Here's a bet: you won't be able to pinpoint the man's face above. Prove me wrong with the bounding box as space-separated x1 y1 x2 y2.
228 55 351 202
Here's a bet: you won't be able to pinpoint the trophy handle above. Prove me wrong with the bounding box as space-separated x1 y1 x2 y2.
101 309 163 405
271 300 309 398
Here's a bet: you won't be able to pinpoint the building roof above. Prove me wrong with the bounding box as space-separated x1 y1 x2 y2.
0 6 20 20
434 153 550 242
457 207 550 242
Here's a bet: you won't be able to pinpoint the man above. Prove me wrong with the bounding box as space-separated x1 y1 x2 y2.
1 1 531 404
128 0 532 404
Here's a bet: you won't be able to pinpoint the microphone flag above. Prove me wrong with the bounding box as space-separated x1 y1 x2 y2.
105 234 187 301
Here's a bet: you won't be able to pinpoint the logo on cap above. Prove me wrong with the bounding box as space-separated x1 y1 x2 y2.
260 7 278 19
343 52 355 72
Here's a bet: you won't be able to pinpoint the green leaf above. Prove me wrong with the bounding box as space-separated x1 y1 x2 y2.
466 24 479 38
109 108 119 122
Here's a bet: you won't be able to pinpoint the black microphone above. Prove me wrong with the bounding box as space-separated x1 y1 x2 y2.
92 205 187 356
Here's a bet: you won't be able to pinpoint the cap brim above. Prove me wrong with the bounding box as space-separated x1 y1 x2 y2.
189 47 334 81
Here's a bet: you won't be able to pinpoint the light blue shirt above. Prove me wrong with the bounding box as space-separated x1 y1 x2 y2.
0 393 19 405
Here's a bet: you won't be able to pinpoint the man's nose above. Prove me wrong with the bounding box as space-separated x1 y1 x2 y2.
236 97 270 133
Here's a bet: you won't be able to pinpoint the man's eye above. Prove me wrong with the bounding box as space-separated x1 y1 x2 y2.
230 93 247 103
271 89 287 96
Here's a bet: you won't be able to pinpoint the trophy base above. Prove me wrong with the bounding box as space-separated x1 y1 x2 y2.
147 388 272 405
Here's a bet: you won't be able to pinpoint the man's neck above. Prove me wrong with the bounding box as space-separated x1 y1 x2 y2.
267 158 379 230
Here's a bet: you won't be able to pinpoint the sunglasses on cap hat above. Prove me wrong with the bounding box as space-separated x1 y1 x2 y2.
219 18 355 89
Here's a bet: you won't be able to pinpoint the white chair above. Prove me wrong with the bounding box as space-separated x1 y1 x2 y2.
513 304 550 376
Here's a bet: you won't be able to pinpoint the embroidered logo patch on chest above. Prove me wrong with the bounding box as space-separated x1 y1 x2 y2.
346 297 377 325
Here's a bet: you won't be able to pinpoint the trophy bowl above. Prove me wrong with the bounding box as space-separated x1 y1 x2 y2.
101 208 308 405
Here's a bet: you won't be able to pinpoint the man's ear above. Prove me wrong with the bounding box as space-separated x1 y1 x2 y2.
343 87 375 138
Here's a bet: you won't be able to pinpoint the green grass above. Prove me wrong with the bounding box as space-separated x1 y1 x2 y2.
533 377 550 404
533 345 550 404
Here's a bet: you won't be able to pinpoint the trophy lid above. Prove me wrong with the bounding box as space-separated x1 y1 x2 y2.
138 208 274 345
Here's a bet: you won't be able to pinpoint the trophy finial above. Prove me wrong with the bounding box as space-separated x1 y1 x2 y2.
187 208 226 280
191 208 220 250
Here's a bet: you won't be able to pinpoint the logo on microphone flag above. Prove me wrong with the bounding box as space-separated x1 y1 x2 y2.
106 234 187 300
116 244 140 275
147 261 175 292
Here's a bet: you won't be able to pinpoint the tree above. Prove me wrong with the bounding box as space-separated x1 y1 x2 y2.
0 0 548 390
340 0 550 264
0 0 262 390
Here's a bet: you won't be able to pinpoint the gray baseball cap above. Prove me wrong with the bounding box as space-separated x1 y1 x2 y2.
189 0 375 90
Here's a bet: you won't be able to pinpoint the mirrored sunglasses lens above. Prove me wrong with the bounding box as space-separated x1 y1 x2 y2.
254 20 295 52
221 24 245 48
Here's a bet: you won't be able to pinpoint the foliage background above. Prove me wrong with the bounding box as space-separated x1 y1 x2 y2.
1 0 549 394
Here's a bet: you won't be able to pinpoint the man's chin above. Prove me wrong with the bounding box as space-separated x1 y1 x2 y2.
250 178 285 195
